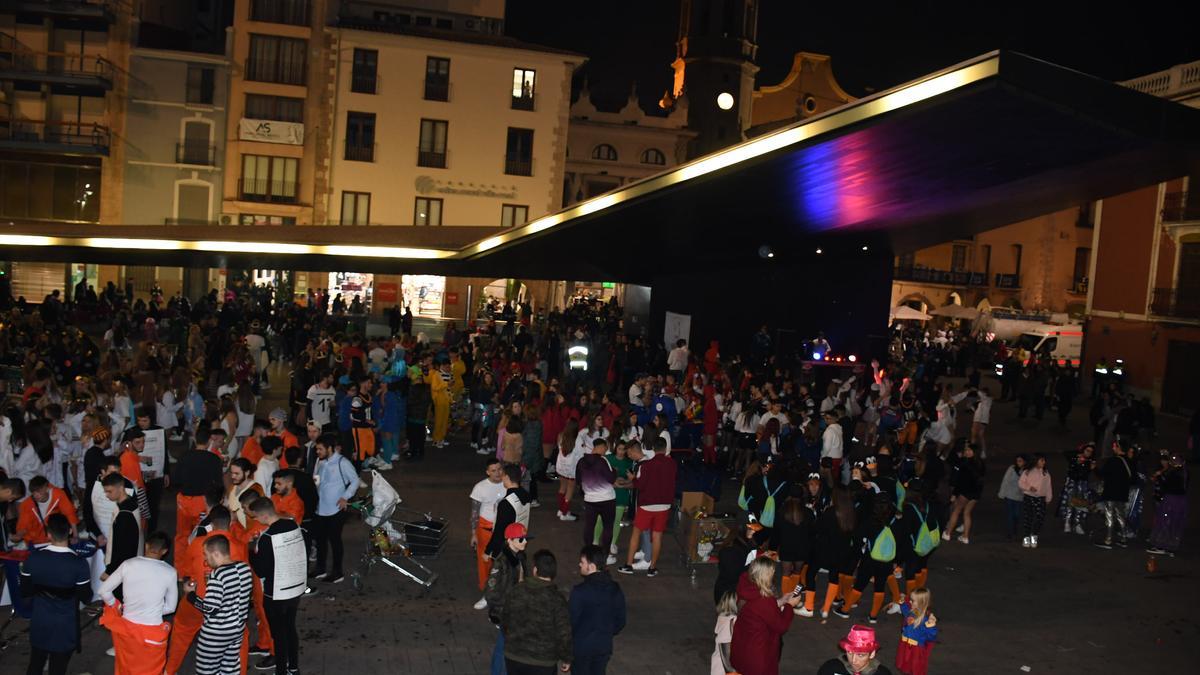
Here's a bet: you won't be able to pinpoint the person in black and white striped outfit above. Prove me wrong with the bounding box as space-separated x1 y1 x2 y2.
183 534 254 675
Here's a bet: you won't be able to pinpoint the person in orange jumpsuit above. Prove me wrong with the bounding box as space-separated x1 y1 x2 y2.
15 477 79 544
267 409 299 468
271 474 305 524
98 532 176 675
166 506 250 675
229 489 274 663
468 459 506 609
172 428 224 564
239 420 268 466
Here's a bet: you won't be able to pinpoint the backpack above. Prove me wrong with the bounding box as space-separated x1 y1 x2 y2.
880 406 901 431
869 522 897 562
759 477 787 528
911 505 940 557
737 483 751 511
894 480 907 510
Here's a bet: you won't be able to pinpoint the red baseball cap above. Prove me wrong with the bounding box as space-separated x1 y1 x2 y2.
504 523 528 540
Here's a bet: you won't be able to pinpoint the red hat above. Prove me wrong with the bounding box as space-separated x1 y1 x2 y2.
839 625 879 654
504 523 528 540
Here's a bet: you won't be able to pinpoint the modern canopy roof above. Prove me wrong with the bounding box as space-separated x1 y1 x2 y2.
4 51 1199 280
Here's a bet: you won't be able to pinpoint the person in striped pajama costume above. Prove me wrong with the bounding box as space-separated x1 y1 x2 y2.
183 534 254 675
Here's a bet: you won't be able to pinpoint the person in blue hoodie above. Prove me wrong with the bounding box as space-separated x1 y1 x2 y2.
336 376 355 464
373 375 406 470
569 544 626 675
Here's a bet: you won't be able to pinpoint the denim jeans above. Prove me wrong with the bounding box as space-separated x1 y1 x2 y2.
1005 498 1023 538
491 628 506 675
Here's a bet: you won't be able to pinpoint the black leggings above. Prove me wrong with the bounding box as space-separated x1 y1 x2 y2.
584 499 616 551
406 421 427 456
854 558 892 593
903 553 930 581
1022 495 1046 535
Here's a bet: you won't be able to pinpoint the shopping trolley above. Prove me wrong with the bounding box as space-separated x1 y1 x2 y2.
348 471 448 592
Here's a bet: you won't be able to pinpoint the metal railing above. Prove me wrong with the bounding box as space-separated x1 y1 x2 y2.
250 0 311 26
1123 60 1200 100
1150 287 1200 321
418 149 446 168
995 273 1021 289
0 41 114 85
164 217 219 225
345 143 374 162
504 156 532 176
176 141 216 165
0 119 111 152
424 80 448 101
511 94 535 111
351 73 376 94
893 266 987 286
239 178 298 203
1163 191 1200 223
11 0 116 21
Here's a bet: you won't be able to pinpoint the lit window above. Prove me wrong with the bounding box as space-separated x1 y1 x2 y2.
414 197 442 226
501 204 528 228
512 68 535 110
592 144 618 161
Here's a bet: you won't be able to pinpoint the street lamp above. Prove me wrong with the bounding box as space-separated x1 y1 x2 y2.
717 92 734 110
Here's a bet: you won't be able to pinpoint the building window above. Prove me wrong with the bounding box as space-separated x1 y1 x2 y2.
244 94 303 122
345 112 375 162
186 66 214 104
246 34 307 85
414 197 442 226
501 204 528 228
1012 244 1023 278
591 144 618 161
178 120 214 165
435 18 452 29
240 154 298 203
0 160 101 223
239 214 296 225
640 148 666 165
505 128 533 176
1073 247 1090 290
951 244 967 272
174 182 211 224
981 244 991 279
250 0 310 26
424 56 450 101
512 68 535 110
418 119 448 168
897 252 915 271
351 48 377 94
341 191 370 225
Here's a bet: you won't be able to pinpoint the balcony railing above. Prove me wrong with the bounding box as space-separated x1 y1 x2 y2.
350 73 376 94
893 266 987 287
239 178 298 203
344 143 374 162
0 42 114 88
176 142 216 165
1150 287 1200 321
418 149 446 168
511 94 535 111
11 0 115 22
164 217 219 226
0 119 111 154
250 0 311 26
504 156 532 176
424 80 448 101
1069 278 1089 295
995 273 1021 289
1162 191 1200 223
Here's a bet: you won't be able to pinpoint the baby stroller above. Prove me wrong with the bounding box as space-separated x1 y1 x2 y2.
348 470 448 592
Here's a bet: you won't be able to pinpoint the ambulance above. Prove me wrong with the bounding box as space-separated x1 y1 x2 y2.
1012 326 1084 367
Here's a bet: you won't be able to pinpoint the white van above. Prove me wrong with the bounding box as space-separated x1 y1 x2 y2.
1013 326 1083 367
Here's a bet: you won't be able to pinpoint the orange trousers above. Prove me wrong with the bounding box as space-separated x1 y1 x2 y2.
101 604 171 675
175 494 208 561
251 574 273 652
475 517 494 591
352 427 377 460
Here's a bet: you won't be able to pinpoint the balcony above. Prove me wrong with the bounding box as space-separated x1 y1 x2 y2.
176 142 216 166
1162 192 1200 223
1150 287 1200 321
511 94 535 111
0 119 110 155
239 178 298 204
250 0 311 26
504 156 532 176
424 80 449 102
893 265 987 287
418 149 446 169
164 217 219 226
10 0 114 23
344 143 374 162
350 73 376 94
1069 278 1089 295
0 38 114 93
995 273 1021 289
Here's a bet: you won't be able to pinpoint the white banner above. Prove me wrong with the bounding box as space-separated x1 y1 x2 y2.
664 311 691 349
142 428 166 479
270 527 308 600
239 118 304 145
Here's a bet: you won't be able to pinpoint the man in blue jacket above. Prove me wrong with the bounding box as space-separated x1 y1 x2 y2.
569 544 626 675
19 514 92 675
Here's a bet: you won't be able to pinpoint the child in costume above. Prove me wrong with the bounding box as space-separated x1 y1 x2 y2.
895 587 938 675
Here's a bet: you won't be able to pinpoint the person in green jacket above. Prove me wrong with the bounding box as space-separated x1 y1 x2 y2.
500 549 573 673
594 440 634 564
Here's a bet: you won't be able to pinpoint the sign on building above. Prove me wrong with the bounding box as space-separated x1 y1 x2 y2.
239 118 304 145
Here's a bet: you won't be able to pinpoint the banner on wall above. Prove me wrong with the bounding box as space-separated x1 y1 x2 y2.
375 282 398 304
664 311 691 348
238 118 304 145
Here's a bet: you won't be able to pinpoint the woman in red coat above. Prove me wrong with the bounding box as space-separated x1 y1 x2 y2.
731 556 803 675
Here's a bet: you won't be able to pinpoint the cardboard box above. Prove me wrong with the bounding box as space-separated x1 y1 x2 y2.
680 491 715 517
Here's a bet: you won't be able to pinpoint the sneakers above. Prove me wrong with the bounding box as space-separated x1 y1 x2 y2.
820 610 830 620
255 656 277 671
310 571 329 580
941 531 953 542
632 560 651 571
1030 536 1039 549
955 524 965 534
606 555 617 566
957 536 970 544
1022 537 1031 548
249 645 271 657
530 500 541 508
473 597 488 610
470 442 479 449
634 551 645 562
106 647 116 657
610 543 619 556
476 447 492 455
1063 522 1073 534
1095 542 1113 550
795 606 814 617
557 512 578 522
832 606 850 619
1146 546 1169 555
617 565 634 575
375 462 394 471
886 602 902 615
868 615 879 624
1074 524 1086 535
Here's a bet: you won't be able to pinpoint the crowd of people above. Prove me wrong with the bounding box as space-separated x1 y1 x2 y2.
0 285 1192 675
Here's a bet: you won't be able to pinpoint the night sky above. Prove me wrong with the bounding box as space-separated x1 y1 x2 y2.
506 1 1199 111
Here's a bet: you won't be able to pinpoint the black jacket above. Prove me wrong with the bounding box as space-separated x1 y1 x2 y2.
107 497 141 575
486 487 530 558
249 518 304 598
174 449 224 497
1100 456 1134 501
568 571 626 658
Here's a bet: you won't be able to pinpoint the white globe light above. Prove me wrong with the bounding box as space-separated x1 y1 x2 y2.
716 92 734 110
